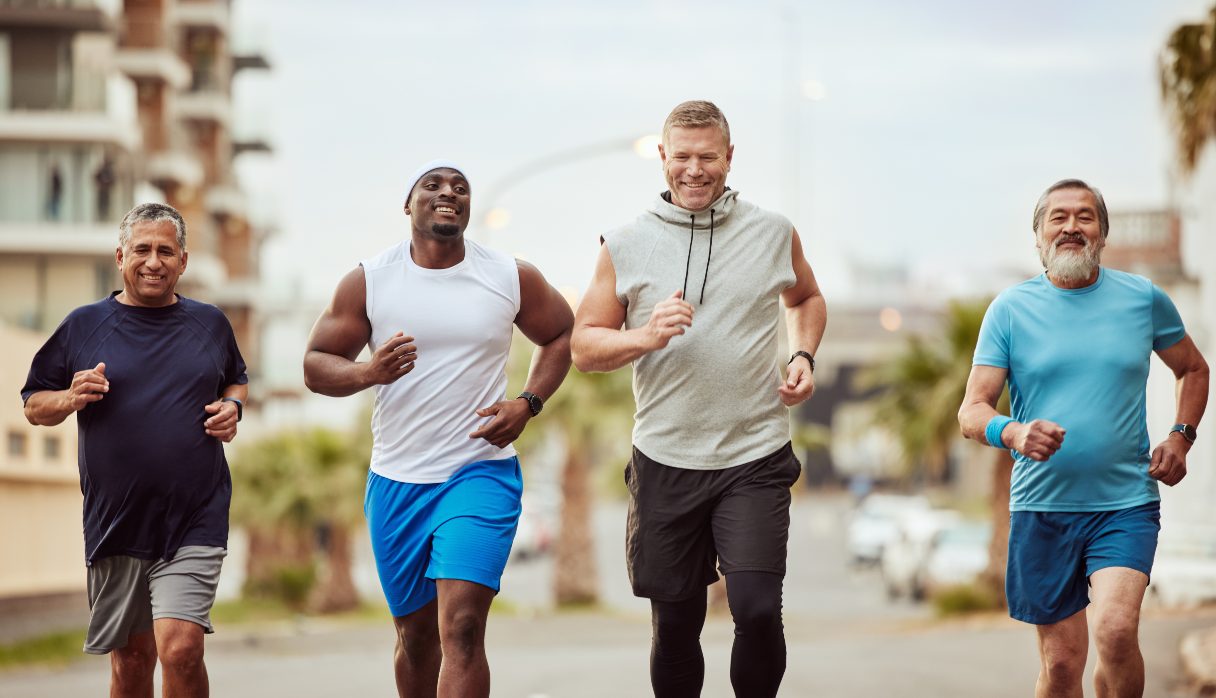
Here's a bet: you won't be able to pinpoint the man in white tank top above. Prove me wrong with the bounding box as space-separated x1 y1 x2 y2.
303 160 573 698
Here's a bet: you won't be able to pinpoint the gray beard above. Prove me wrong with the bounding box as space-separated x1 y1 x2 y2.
1038 234 1103 285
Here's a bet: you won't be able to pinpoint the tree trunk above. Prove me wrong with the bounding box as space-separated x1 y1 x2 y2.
979 449 1014 606
553 445 598 607
308 523 359 614
243 526 315 604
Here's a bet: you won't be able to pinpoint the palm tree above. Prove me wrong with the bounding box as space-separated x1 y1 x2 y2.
865 299 1013 604
1160 5 1216 175
230 427 368 612
510 336 635 607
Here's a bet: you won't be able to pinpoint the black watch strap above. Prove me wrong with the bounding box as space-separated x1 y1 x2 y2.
518 391 543 417
788 351 815 372
1170 423 1196 444
222 397 243 422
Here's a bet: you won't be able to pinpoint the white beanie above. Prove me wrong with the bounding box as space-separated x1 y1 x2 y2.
404 159 468 205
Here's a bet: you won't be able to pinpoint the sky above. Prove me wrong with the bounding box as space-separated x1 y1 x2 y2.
225 0 1215 392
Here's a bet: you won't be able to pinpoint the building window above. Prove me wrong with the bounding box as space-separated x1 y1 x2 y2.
44 435 61 461
7 431 27 458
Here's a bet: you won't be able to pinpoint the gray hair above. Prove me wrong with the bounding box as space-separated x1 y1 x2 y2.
118 203 187 251
663 100 731 146
1032 179 1110 239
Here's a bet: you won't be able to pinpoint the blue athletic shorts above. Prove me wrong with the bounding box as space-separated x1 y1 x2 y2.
364 457 523 617
1006 500 1160 625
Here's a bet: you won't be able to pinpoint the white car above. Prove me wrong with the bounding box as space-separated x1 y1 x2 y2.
880 508 962 601
923 521 992 593
846 494 931 566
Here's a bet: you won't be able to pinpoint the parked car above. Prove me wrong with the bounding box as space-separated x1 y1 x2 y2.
1148 526 1216 608
880 508 962 601
923 521 992 593
846 493 931 566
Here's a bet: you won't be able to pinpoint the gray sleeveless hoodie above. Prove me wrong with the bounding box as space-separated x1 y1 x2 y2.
604 189 796 469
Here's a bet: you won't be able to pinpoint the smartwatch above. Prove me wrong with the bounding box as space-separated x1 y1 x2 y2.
788 351 815 372
1169 423 1197 444
518 391 543 417
222 397 243 422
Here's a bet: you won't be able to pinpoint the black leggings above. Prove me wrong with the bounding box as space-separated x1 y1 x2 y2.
650 571 786 698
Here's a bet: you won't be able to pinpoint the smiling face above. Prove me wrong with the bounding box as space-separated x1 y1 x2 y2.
115 219 186 307
1036 187 1104 285
659 125 733 212
405 168 471 238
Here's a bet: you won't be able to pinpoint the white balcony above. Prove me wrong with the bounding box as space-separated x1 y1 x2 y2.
144 149 204 189
113 47 191 89
174 90 231 127
0 110 139 149
0 221 117 256
204 184 247 219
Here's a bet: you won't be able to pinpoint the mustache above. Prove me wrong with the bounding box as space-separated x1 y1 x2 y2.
1056 233 1087 247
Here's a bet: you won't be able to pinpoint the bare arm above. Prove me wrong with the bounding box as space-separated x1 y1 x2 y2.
1148 334 1209 486
24 362 109 426
778 228 827 407
958 364 1064 461
571 243 692 372
515 260 574 402
469 261 575 448
303 267 417 397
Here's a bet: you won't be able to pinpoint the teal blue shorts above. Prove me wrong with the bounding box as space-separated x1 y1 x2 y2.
1006 500 1160 625
364 457 522 617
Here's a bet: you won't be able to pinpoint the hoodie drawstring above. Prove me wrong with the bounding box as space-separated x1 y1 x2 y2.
700 209 715 304
680 211 716 304
682 214 695 301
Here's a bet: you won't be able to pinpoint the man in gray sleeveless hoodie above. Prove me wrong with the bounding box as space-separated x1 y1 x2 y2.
572 101 827 697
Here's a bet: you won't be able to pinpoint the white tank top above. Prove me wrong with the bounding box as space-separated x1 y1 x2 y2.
361 238 520 483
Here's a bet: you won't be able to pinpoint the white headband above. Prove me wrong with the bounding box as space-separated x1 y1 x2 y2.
404 159 468 205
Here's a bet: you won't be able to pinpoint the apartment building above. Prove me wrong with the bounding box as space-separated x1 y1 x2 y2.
0 0 269 615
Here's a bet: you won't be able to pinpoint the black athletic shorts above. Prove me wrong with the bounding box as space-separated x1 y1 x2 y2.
624 441 802 602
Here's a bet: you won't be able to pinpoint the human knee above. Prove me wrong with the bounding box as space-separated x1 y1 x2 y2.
395 619 439 662
439 608 486 658
112 643 157 678
651 597 706 649
726 574 783 634
1040 643 1086 685
157 631 204 672
1093 613 1140 659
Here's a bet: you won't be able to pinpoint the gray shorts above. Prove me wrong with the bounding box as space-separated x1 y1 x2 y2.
84 546 226 654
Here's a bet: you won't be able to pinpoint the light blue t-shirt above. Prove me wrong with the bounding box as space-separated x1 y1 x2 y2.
973 268 1186 512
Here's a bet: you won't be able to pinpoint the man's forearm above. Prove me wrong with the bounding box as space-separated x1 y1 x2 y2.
571 326 654 373
1175 363 1210 429
959 402 1004 443
522 329 573 400
23 391 74 427
303 351 372 397
785 294 826 357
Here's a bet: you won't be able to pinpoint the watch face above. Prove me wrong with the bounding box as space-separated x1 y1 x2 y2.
1184 424 1197 441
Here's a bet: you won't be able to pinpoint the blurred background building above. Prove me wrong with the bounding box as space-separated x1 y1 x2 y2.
0 0 269 620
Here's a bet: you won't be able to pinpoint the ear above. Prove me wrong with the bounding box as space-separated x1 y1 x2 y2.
726 144 735 168
115 246 123 270
658 142 667 165
179 249 188 274
404 202 411 216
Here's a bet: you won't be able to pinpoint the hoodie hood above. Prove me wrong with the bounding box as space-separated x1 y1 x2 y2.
647 188 739 304
649 188 739 227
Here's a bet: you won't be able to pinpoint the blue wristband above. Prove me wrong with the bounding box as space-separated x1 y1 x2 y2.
985 416 1015 449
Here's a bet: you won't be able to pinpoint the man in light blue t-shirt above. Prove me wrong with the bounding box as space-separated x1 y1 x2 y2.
959 179 1209 698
